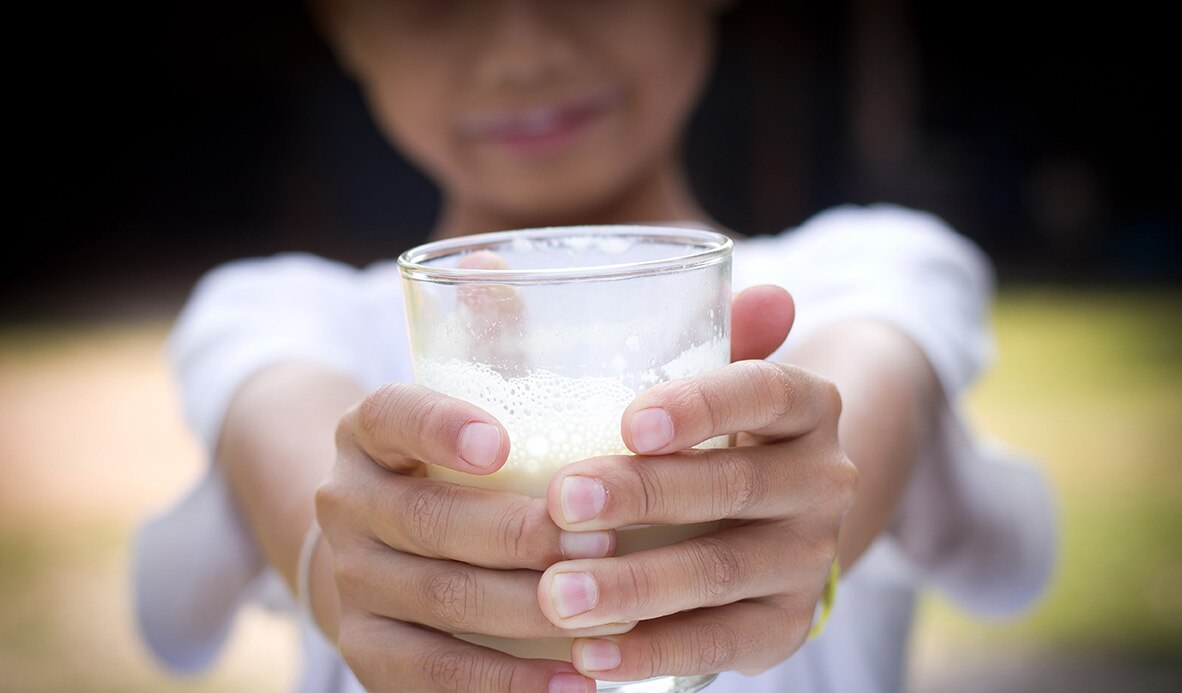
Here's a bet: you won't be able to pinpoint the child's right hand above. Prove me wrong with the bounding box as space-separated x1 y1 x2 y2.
315 383 620 693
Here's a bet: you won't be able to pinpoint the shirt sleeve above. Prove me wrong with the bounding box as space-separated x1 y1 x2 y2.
758 204 1056 616
168 252 374 450
767 203 995 397
134 252 374 673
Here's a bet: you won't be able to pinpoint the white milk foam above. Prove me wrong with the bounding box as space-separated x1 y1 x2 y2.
416 359 636 497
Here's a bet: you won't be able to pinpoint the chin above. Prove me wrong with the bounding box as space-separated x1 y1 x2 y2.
481 169 636 228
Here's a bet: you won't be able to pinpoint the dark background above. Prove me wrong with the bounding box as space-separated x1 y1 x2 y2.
6 0 1178 322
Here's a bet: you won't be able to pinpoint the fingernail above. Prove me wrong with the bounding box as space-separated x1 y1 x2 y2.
560 476 606 524
575 620 638 637
458 422 501 469
551 572 598 619
560 531 614 559
575 638 622 673
548 672 594 693
630 407 673 453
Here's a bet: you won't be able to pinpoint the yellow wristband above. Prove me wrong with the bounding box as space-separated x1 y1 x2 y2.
807 559 840 640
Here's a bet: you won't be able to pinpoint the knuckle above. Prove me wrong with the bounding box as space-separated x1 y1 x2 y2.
686 377 722 433
819 378 843 422
687 537 745 603
832 454 859 511
743 360 794 429
620 559 658 615
424 648 478 692
314 479 342 526
423 566 482 630
640 619 740 676
641 629 674 678
632 463 668 519
691 620 740 672
358 384 469 460
787 606 814 653
713 453 762 517
331 548 367 600
424 648 519 693
760 363 796 426
746 602 810 671
803 534 839 579
334 409 357 450
664 376 720 433
335 623 371 679
479 656 521 693
416 395 455 447
358 383 400 435
497 505 531 562
405 481 461 551
494 500 546 565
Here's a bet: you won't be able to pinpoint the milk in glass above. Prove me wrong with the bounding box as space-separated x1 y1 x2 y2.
416 348 725 662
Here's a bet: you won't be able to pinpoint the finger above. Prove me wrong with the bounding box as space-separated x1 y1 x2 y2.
547 445 842 529
458 250 527 376
569 598 809 681
730 285 794 362
621 359 842 455
340 544 635 640
341 382 510 474
337 612 596 693
368 474 616 570
537 522 833 629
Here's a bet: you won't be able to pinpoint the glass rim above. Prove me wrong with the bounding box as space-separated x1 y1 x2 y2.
397 224 733 284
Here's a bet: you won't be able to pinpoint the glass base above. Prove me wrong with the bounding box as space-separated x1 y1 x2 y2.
595 673 717 692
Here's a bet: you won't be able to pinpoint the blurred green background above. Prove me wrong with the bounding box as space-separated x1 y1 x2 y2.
2 286 1179 691
3 1 1177 690
911 287 1182 691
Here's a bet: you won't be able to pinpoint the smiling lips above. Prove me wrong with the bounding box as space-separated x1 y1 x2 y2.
460 88 623 158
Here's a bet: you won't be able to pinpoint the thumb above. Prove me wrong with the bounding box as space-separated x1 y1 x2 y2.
731 285 794 361
457 251 526 375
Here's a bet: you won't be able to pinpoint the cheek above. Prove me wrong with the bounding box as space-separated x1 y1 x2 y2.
333 5 480 183
600 8 716 148
355 52 464 185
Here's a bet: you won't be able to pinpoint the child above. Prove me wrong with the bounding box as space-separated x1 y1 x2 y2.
135 2 1055 691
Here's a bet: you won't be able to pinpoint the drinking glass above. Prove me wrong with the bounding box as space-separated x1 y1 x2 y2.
398 225 732 692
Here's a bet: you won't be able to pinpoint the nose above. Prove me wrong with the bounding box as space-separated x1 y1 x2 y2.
474 0 580 89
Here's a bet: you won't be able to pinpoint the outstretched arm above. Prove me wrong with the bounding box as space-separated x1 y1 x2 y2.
216 361 363 641
786 319 941 570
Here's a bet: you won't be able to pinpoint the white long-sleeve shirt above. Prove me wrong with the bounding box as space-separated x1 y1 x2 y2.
134 204 1056 692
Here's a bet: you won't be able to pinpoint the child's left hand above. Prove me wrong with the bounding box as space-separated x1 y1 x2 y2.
537 286 858 680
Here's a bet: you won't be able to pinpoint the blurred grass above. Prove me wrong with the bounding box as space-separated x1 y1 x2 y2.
0 322 297 692
1 285 1179 691
917 286 1182 660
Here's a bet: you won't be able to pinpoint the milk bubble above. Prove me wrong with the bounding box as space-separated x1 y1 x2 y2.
416 359 637 496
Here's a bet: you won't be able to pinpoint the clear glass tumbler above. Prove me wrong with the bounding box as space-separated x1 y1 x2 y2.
398 225 732 692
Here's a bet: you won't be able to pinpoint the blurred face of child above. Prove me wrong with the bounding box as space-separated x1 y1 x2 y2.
320 0 723 228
